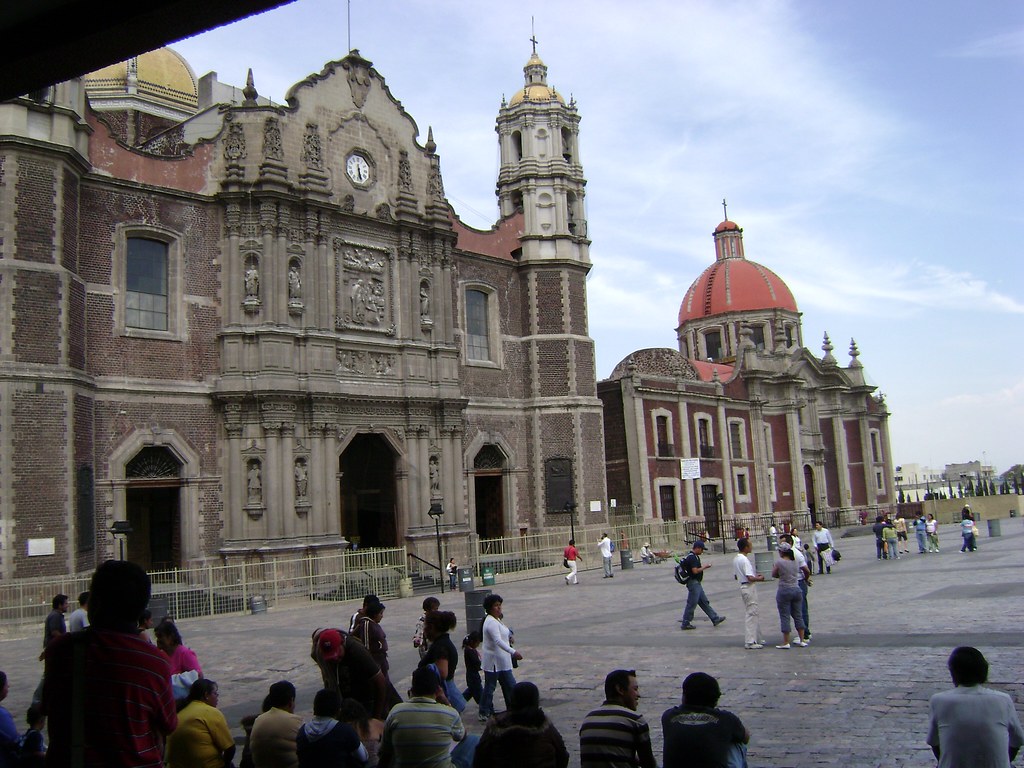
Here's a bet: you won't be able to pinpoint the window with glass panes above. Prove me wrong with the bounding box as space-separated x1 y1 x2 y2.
729 421 744 459
466 289 490 361
126 238 168 330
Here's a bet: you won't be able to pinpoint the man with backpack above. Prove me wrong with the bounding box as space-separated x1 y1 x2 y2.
678 541 726 631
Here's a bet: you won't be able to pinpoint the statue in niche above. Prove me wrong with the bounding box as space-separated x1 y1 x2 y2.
398 150 412 192
294 458 308 499
419 282 430 317
429 455 441 496
247 461 263 504
288 264 302 301
244 264 260 300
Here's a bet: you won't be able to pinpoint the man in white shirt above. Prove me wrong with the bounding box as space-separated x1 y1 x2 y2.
67 591 89 632
732 538 764 650
598 533 614 579
927 646 1023 768
811 523 835 575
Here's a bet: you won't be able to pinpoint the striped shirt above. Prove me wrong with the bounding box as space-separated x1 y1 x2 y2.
579 703 657 768
380 696 465 768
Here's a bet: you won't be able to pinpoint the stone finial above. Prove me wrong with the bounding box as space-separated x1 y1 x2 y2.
242 68 258 107
821 332 836 365
425 126 436 155
849 338 863 368
773 322 788 355
501 94 507 108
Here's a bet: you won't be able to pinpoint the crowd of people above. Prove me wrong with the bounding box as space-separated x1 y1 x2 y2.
3 515 1020 768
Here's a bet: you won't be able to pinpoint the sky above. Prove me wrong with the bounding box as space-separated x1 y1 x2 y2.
172 0 1024 472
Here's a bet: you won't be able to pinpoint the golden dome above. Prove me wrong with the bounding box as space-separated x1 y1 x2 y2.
85 47 198 112
509 84 565 106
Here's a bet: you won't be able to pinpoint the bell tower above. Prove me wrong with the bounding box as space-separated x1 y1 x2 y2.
495 48 589 262
494 46 606 524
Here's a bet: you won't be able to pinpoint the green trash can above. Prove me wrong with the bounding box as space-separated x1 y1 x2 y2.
481 566 496 586
987 519 1001 537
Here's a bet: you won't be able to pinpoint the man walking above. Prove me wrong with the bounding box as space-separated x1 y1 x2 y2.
914 514 929 554
579 669 657 768
68 591 89 632
679 541 725 631
564 539 579 585
733 538 763 649
598 533 614 579
662 672 750 768
927 646 1023 768
811 522 834 574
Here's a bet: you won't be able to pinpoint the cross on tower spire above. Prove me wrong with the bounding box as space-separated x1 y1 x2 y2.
722 198 728 221
530 17 538 54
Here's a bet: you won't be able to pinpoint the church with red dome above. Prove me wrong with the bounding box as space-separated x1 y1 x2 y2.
598 217 894 533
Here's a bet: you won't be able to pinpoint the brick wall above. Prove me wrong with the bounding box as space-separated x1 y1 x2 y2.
15 158 56 264
575 340 597 396
567 271 587 335
13 389 68 577
534 271 563 334
73 393 95 568
13 271 61 364
536 340 569 397
68 279 86 370
62 167 79 271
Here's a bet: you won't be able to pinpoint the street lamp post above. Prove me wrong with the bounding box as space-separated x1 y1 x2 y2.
110 520 133 561
428 501 444 594
715 493 726 553
563 500 577 543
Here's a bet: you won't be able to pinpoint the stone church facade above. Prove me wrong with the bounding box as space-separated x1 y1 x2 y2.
0 48 605 577
599 219 895 532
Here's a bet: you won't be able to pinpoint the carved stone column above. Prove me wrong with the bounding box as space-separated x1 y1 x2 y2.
223 401 244 541
282 424 296 539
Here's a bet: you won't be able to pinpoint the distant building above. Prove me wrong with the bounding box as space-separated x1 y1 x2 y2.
0 47 605 577
599 219 894 531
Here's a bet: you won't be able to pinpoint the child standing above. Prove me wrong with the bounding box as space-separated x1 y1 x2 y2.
412 596 440 660
19 704 47 767
461 631 482 706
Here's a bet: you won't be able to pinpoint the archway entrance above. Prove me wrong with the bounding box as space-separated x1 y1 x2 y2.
473 446 505 539
804 464 817 524
340 434 398 548
124 447 183 571
701 483 721 537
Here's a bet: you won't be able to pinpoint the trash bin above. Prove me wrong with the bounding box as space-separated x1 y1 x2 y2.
766 535 778 552
481 566 496 586
987 519 1001 537
754 551 775 576
464 589 492 637
457 567 474 592
249 595 267 615
619 549 633 570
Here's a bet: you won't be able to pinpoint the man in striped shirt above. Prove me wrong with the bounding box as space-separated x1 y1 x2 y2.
579 669 657 768
379 666 471 768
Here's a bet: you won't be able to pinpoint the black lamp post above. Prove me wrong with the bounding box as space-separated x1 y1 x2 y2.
428 501 444 594
563 500 577 543
715 492 726 553
110 519 133 561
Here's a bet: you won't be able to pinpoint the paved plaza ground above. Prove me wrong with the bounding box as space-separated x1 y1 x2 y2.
2 521 1022 767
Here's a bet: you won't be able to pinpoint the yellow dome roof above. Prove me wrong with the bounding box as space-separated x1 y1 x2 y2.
85 47 198 112
509 84 565 106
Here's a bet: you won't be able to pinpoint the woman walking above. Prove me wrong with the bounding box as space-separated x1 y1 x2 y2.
772 543 810 649
959 508 978 552
479 594 522 721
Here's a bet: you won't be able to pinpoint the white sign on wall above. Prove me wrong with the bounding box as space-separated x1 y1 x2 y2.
680 458 701 480
27 538 56 557
589 500 602 513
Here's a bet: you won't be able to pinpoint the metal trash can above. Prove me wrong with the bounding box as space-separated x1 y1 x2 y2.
481 566 496 586
619 549 633 570
464 589 492 637
754 551 775 577
987 519 1001 537
767 535 778 552
249 595 267 615
457 567 474 592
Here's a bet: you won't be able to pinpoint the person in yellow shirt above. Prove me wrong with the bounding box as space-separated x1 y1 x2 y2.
166 679 235 768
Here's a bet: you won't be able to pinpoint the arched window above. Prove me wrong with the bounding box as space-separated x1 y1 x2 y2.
511 131 523 162
466 289 491 361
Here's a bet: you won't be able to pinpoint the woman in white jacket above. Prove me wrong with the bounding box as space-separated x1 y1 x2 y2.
478 594 523 722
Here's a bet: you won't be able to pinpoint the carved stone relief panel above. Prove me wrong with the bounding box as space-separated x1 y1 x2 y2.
333 239 395 335
336 348 397 377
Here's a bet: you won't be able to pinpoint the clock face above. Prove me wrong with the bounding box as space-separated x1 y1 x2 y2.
346 154 370 184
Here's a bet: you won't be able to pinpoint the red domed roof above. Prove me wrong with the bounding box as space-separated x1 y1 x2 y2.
714 219 741 233
678 257 798 325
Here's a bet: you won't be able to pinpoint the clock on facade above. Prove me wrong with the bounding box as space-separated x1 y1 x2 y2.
346 153 371 184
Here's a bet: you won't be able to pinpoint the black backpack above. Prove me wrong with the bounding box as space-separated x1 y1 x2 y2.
674 558 691 584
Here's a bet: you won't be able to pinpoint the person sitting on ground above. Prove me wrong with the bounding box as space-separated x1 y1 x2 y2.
18 703 47 767
927 646 1023 768
338 698 384 768
42 560 178 766
662 672 750 768
378 666 476 768
412 597 440 659
250 680 304 768
640 543 654 565
0 672 17 768
473 681 569 768
579 669 657 768
166 679 235 768
155 617 204 700
297 689 368 768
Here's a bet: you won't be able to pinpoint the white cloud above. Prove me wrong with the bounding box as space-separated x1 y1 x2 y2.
950 28 1024 59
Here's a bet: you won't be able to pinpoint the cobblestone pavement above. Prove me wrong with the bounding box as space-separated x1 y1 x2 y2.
2 522 1021 767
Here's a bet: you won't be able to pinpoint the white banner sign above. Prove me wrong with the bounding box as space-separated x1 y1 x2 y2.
680 458 701 480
